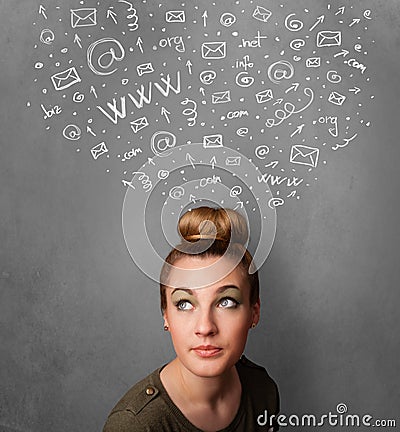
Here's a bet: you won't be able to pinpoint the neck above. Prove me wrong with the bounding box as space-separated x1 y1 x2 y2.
169 357 240 409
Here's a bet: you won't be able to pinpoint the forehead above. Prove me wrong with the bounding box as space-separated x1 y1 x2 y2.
165 255 249 291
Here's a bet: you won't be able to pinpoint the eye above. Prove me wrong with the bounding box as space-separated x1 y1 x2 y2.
175 299 194 311
218 297 239 309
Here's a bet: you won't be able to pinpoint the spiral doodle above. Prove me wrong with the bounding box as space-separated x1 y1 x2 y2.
235 71 255 88
181 98 198 127
336 403 348 414
285 13 304 31
62 124 81 141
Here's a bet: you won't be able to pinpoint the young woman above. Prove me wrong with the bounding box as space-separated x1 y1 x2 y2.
103 207 279 431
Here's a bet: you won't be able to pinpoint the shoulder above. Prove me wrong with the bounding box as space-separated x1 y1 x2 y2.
103 368 165 432
237 355 280 414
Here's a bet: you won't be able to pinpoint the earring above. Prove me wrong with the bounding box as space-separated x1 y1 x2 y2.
251 323 256 329
163 325 169 331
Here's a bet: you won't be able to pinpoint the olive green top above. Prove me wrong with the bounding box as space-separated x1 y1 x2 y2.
103 355 280 431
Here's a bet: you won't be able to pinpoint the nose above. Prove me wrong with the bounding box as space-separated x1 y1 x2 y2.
195 308 218 337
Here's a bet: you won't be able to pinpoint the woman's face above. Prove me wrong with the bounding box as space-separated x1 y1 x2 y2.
163 255 260 379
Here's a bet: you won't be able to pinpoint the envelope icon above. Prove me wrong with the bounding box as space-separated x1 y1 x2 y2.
70 8 97 28
203 134 223 148
252 6 272 22
166 10 186 22
306 57 321 68
256 89 273 104
130 116 149 133
328 91 346 106
317 30 342 47
137 62 154 77
202 42 226 59
212 90 231 104
225 156 241 166
91 142 108 160
290 145 319 168
51 66 81 91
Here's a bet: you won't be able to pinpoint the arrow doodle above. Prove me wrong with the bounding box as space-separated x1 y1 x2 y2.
210 156 217 169
74 34 82 49
349 18 361 27
202 10 208 27
186 60 193 75
161 107 171 124
290 124 305 138
39 5 47 19
309 15 325 32
285 83 300 94
90 86 98 99
107 9 118 24
349 87 361 95
186 153 196 169
334 49 350 58
136 36 143 53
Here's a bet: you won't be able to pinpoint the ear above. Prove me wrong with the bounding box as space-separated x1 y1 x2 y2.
163 311 169 328
251 297 261 326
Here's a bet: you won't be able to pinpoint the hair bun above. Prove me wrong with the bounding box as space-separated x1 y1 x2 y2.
178 207 249 245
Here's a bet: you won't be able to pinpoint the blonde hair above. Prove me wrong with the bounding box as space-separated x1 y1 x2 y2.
159 207 259 311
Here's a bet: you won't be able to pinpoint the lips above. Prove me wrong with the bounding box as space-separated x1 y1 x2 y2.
192 345 223 358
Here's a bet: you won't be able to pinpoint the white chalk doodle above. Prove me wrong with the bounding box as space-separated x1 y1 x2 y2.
97 72 181 124
305 57 320 68
240 31 267 48
199 70 217 85
132 172 152 192
290 123 305 138
106 7 118 25
62 124 81 141
268 197 284 209
39 5 47 20
332 133 358 151
235 55 254 71
225 156 241 166
70 8 97 28
327 70 342 84
150 131 177 157
122 147 142 162
235 71 255 88
90 141 109 160
265 161 279 169
161 107 171 124
87 38 125 76
255 145 270 159
203 134 223 148
159 36 185 53
318 116 339 138
39 29 55 45
186 60 193 75
236 127 249 137
349 87 361 95
41 103 62 119
317 31 342 47
266 87 314 128
169 186 185 200
181 98 198 127
333 49 349 58
200 175 222 187
229 186 242 198
220 13 237 27
166 11 186 23
136 36 144 53
252 6 272 23
267 60 295 85
73 33 82 49
51 66 81 91
285 13 304 32
328 91 346 106
255 89 273 104
290 145 320 168
136 62 154 77
258 173 304 187
72 92 85 103
345 58 367 75
201 42 226 59
289 39 306 51
212 90 231 104
309 15 325 32
157 170 169 180
226 110 249 120
363 9 372 20
86 125 96 137
130 116 149 134
202 10 208 27
118 0 139 31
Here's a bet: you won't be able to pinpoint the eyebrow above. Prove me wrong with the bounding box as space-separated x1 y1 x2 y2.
171 285 240 296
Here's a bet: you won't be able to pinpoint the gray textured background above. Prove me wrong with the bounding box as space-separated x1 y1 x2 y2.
1 0 399 431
